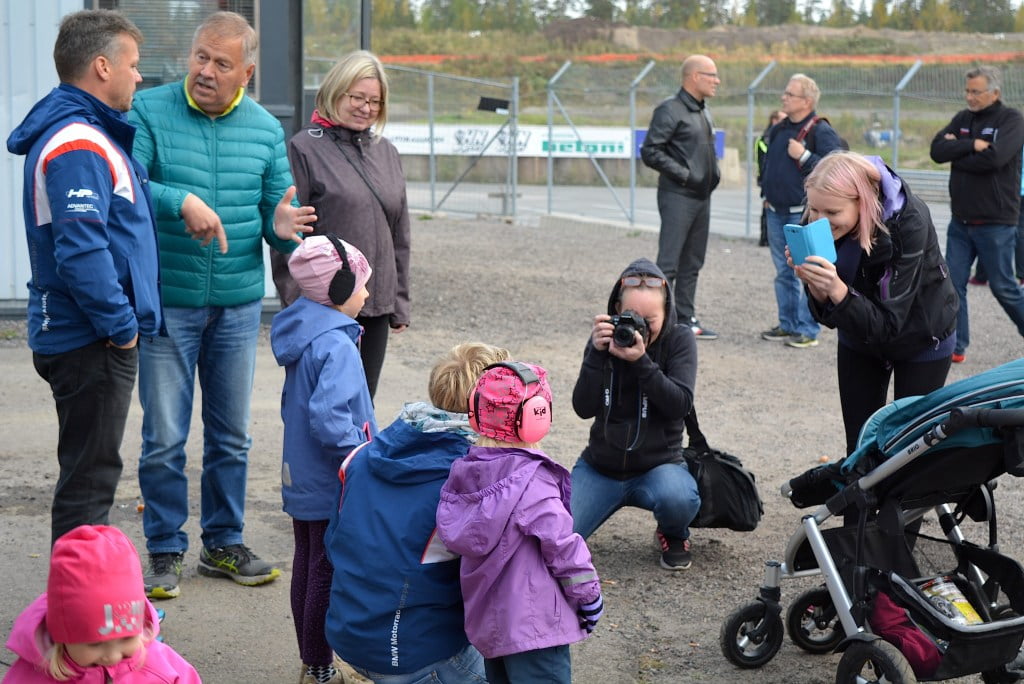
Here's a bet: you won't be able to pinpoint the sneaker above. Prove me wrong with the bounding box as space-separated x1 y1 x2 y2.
689 317 718 340
656 529 692 570
761 325 794 341
786 334 819 349
301 664 345 684
144 552 184 600
968 276 988 286
952 352 966 364
197 544 281 586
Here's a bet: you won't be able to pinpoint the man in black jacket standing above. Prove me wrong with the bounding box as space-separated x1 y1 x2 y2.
641 55 721 339
931 65 1024 364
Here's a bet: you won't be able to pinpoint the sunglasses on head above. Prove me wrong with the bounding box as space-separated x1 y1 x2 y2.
621 276 666 289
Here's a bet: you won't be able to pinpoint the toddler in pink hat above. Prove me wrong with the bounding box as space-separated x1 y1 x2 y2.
2 525 200 683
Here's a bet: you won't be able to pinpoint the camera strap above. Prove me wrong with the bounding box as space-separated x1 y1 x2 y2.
601 362 648 453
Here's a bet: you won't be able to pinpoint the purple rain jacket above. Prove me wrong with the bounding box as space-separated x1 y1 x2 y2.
436 446 601 658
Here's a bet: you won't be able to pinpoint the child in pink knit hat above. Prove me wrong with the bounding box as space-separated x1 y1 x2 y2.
436 362 603 684
270 234 378 684
2 525 200 683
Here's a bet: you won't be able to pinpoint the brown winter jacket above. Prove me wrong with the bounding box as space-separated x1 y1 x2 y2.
276 124 411 325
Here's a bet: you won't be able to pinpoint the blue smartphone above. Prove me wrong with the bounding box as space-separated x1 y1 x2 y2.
784 217 837 264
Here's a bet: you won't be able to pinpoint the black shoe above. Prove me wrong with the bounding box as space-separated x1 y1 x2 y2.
197 544 281 586
689 317 718 340
656 529 692 570
144 552 185 600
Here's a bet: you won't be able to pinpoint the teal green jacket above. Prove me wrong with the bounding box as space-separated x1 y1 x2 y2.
129 81 298 308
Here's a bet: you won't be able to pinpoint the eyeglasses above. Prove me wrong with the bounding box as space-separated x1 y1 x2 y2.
965 88 992 97
345 93 383 110
697 71 720 80
621 276 666 289
782 90 807 99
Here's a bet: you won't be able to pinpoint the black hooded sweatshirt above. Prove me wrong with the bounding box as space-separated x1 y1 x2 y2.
572 258 697 479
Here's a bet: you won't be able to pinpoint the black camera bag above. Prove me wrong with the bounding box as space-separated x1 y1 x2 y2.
683 410 763 531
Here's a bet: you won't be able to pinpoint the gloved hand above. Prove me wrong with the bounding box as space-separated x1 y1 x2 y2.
578 594 604 633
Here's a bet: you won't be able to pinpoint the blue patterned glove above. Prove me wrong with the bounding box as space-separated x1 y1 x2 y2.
578 594 604 633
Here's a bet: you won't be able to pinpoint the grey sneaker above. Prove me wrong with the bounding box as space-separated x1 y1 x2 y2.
786 334 819 349
656 529 692 570
761 325 794 341
197 544 281 586
144 552 184 600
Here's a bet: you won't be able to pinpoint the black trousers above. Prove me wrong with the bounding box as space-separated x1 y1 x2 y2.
357 314 391 400
33 340 137 545
837 343 951 456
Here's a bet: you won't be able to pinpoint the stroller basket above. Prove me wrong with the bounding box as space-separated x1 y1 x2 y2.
881 543 1024 680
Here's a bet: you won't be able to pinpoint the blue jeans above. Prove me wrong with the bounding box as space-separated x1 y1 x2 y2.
33 341 137 545
352 644 487 684
766 207 820 339
484 645 570 684
945 218 1024 355
570 459 700 540
138 301 262 553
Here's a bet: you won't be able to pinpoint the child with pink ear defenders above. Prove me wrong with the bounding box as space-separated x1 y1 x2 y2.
436 362 603 684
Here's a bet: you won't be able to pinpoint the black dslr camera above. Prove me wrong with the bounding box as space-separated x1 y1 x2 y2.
610 310 648 347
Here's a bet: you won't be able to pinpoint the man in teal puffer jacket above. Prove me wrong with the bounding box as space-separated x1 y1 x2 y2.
128 10 317 600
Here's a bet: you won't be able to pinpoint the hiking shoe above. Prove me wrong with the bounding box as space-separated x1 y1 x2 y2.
689 318 718 340
952 352 966 364
786 334 819 349
656 530 692 570
761 325 794 341
197 544 281 586
144 552 184 600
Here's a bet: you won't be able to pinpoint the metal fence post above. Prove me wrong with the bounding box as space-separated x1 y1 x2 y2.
510 76 519 218
892 60 922 170
746 61 776 238
547 61 571 216
428 72 436 211
630 61 656 226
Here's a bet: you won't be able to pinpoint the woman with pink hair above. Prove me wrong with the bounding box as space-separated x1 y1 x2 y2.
794 151 958 454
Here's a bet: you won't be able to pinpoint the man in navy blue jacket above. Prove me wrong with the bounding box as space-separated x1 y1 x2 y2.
760 73 845 350
6 10 162 545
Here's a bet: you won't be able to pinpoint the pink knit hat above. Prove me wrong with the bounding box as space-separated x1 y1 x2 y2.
46 525 147 645
288 235 372 306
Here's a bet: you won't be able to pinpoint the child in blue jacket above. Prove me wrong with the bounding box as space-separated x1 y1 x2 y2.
271 234 379 684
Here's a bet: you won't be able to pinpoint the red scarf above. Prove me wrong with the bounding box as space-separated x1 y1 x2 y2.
310 110 334 128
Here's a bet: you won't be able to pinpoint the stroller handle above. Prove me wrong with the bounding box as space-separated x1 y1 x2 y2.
945 407 1024 433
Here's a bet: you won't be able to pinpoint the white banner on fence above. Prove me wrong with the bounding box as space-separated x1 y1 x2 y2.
386 123 634 159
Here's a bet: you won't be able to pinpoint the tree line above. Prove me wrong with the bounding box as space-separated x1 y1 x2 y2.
309 0 1024 35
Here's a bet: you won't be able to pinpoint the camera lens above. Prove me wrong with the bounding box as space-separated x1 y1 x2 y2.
613 322 637 347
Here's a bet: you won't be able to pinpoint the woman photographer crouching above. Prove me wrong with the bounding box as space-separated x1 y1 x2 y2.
570 259 701 571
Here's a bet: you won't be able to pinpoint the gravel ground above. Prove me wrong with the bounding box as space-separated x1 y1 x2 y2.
1 213 1023 683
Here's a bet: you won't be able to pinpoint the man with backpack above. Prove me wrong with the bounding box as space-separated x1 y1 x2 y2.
760 73 846 349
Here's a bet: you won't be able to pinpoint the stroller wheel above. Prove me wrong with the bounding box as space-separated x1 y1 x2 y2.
787 587 844 654
836 639 917 684
720 602 783 668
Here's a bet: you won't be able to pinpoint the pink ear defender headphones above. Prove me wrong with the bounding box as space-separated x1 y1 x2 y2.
468 361 552 443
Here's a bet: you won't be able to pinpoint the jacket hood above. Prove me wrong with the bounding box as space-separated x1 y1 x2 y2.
7 84 133 156
606 258 677 339
365 403 473 485
866 155 907 221
271 296 362 366
438 447 566 557
6 594 161 678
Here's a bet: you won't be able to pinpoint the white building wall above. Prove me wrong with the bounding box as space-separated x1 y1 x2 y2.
1 0 83 303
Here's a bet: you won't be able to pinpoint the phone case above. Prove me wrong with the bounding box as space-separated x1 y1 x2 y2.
784 217 837 264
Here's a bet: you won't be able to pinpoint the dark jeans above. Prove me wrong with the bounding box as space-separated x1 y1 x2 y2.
655 189 710 322
484 645 571 684
837 343 951 456
33 340 137 545
291 519 333 667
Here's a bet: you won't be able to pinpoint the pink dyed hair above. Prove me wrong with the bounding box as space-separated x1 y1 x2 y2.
804 151 887 255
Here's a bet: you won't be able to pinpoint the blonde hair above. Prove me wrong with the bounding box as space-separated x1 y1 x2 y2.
804 151 887 254
789 73 821 109
474 435 541 449
316 50 390 135
193 11 257 65
429 342 510 413
45 630 153 681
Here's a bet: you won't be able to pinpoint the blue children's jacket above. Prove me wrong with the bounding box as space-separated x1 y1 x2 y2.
270 296 378 521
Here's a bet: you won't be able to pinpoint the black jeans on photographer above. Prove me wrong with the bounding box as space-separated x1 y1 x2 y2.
33 340 137 545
